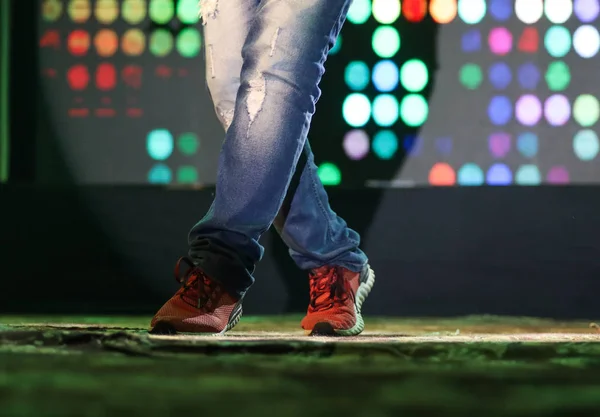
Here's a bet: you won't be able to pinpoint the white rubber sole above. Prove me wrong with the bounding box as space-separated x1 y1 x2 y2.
217 304 243 335
335 266 375 336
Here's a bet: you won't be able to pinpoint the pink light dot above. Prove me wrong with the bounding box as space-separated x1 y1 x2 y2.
489 27 513 56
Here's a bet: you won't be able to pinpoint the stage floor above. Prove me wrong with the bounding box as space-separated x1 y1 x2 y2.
1 315 600 416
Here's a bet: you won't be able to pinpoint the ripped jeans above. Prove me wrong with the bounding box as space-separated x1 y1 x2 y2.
188 0 368 298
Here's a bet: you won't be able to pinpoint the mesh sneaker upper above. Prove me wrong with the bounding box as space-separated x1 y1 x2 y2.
301 266 360 331
150 257 239 333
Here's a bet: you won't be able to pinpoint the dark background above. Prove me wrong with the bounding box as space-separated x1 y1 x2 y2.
1 0 599 320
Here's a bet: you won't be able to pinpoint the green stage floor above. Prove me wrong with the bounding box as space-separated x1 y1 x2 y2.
1 315 600 416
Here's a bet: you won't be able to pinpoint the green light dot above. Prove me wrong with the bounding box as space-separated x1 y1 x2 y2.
149 0 174 24
400 94 429 127
178 133 199 155
43 0 64 21
177 0 199 23
372 26 400 58
573 95 600 127
344 61 370 91
149 29 174 57
372 130 398 159
372 94 399 127
177 166 199 183
147 129 173 160
515 165 541 185
122 0 147 24
176 28 201 57
545 61 571 91
459 63 483 90
347 0 371 24
329 35 342 55
318 163 342 186
400 59 429 92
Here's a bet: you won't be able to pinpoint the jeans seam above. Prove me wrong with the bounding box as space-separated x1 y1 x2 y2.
308 2 351 244
309 166 334 242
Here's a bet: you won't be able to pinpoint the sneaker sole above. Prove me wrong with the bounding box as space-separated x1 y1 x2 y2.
309 266 376 337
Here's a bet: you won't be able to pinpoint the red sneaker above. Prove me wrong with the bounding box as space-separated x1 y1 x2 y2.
301 264 375 336
150 257 243 334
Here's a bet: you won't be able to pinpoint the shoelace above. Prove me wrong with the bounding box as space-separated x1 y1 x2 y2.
174 257 219 310
308 267 350 312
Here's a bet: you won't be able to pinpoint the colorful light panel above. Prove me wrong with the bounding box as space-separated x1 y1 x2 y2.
336 0 600 187
39 0 600 187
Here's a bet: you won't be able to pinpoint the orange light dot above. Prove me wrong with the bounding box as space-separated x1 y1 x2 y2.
429 163 456 186
94 29 118 57
430 0 457 24
122 29 146 56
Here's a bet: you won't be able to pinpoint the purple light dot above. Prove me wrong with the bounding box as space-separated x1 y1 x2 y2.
462 30 481 52
435 137 453 155
486 163 512 185
547 166 570 184
574 0 600 22
515 95 543 126
544 95 571 126
488 133 511 158
489 27 513 55
343 130 370 160
518 63 541 90
488 62 512 89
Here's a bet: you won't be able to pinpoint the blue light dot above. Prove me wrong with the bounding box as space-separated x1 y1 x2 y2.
148 164 172 184
518 63 541 90
462 30 482 52
372 60 399 92
573 129 600 161
147 129 174 160
489 0 513 21
488 62 512 89
486 163 512 185
458 163 484 185
488 96 513 125
517 132 539 158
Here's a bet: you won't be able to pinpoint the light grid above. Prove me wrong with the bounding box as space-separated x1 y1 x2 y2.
41 0 203 184
325 0 600 186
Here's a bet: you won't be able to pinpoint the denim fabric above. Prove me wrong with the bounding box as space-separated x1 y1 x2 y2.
189 0 368 297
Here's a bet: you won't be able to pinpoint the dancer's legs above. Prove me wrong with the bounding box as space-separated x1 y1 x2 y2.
190 0 367 297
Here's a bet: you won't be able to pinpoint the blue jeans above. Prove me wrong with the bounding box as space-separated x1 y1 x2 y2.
188 0 368 297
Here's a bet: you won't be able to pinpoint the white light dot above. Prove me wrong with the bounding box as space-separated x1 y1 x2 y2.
458 0 486 24
573 25 600 58
516 0 544 23
372 0 401 24
545 0 573 23
343 94 372 127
